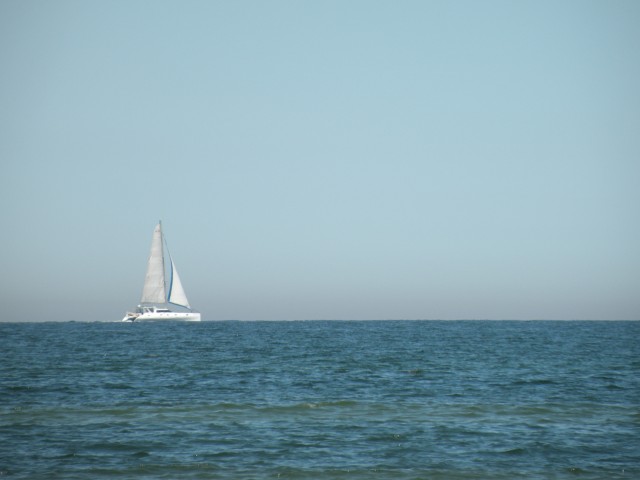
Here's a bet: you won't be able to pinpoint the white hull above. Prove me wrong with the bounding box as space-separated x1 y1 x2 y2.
122 312 201 322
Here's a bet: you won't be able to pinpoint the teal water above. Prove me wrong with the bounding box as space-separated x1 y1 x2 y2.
1 321 638 479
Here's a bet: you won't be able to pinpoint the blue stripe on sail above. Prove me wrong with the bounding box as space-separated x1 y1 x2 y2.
167 256 174 303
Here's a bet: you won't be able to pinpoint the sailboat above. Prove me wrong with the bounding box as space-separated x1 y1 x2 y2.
122 222 201 321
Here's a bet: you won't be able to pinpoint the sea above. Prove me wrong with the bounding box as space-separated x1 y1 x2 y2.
1 320 638 479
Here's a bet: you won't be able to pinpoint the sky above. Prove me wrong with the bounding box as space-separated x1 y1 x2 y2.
1 0 639 321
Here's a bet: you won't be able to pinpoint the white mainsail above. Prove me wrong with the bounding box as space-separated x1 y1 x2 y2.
168 257 191 308
140 223 166 304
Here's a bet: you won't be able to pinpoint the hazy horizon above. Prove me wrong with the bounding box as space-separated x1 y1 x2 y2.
3 318 638 324
2 1 639 322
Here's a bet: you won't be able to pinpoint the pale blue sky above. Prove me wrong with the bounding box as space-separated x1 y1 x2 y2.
1 0 639 321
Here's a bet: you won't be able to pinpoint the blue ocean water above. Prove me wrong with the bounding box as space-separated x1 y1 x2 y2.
1 320 638 479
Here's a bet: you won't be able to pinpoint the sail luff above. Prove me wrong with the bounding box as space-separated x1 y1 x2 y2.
140 223 166 304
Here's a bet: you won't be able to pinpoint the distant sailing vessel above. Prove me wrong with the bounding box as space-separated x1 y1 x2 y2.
122 222 201 321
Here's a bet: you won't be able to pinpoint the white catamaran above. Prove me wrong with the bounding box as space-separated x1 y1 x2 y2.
122 222 201 321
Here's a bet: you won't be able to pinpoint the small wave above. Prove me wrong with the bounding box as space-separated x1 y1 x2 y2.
131 451 150 458
305 400 359 408
605 383 624 390
259 400 359 413
565 466 589 475
4 385 33 392
513 378 556 385
87 442 140 453
501 447 526 455
104 383 135 390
